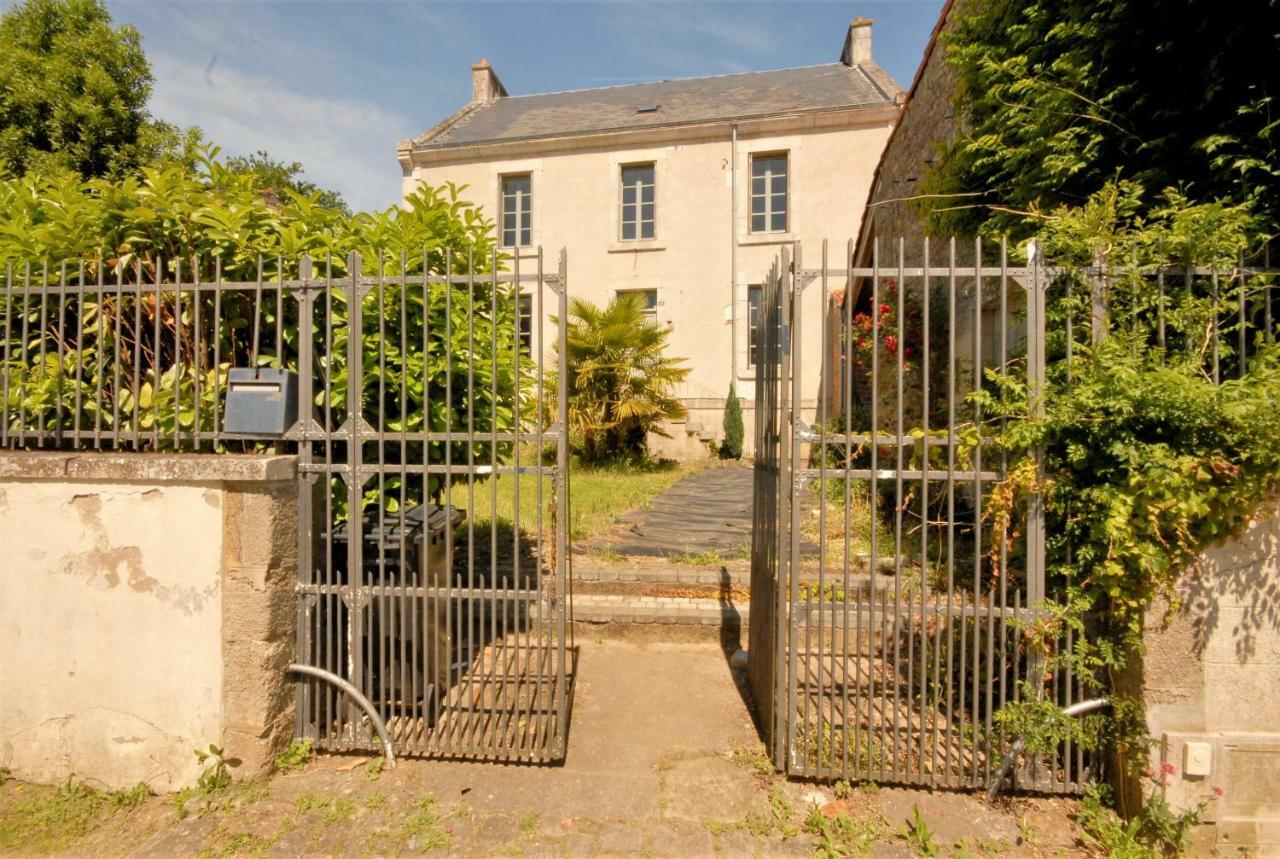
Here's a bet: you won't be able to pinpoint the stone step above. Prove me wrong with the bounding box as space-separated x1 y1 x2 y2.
572 592 747 627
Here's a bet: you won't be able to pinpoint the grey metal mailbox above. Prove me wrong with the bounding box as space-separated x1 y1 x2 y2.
222 368 298 437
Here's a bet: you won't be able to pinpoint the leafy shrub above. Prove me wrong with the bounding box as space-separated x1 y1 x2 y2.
0 151 523 510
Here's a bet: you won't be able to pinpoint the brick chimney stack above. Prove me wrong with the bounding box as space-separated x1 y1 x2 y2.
470 59 507 105
840 17 874 67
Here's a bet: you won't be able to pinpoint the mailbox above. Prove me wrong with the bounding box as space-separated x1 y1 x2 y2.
222 368 298 437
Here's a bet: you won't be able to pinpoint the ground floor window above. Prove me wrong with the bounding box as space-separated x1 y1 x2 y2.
518 294 533 352
747 285 763 367
616 288 658 318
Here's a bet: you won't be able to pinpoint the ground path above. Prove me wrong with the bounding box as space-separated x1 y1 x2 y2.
583 464 754 558
15 639 1085 856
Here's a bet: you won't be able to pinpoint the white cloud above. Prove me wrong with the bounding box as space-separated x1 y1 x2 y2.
148 50 414 212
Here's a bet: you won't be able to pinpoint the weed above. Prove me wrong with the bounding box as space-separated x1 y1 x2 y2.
901 805 939 857
704 819 733 837
975 836 1012 854
198 830 278 858
519 811 539 835
729 741 774 778
592 546 624 562
366 792 387 811
1077 781 1204 859
803 802 887 857
364 758 385 781
195 745 237 792
666 545 750 566
656 797 669 812
274 739 313 774
108 782 152 809
832 779 854 800
401 795 450 852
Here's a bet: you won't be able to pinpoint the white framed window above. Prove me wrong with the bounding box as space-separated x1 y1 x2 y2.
747 285 763 367
749 153 788 234
617 288 658 318
500 173 532 247
620 164 655 241
518 294 533 352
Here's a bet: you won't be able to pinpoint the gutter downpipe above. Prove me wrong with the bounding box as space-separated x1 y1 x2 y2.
730 123 739 384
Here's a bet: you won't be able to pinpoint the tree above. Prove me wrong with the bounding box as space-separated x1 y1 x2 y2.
552 294 689 465
921 0 1280 237
224 150 349 214
720 382 743 459
0 0 155 178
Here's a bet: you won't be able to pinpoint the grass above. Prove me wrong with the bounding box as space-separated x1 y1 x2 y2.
0 781 150 852
803 801 889 857
666 544 750 566
400 795 451 852
448 458 703 542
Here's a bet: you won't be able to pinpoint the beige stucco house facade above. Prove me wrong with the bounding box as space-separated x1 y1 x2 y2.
397 19 901 458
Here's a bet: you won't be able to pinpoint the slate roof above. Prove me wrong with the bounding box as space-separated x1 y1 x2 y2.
409 61 900 151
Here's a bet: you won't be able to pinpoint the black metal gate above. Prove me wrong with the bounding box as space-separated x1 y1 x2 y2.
750 239 1086 791
291 249 570 762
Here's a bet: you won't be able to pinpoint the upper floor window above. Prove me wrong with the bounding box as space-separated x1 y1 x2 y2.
750 153 788 234
620 164 655 241
501 174 532 247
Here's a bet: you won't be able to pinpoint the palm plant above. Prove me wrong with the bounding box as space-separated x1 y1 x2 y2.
551 293 689 465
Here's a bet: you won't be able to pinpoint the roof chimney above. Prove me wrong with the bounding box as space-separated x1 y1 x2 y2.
470 59 507 105
840 17 873 67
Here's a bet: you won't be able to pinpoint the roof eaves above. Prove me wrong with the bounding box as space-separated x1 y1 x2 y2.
407 98 897 155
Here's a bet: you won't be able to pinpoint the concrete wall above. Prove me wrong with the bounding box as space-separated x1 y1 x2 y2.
0 453 297 793
404 114 894 457
1120 500 1280 855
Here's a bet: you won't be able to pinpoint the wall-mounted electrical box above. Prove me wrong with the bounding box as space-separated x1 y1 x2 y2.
222 368 298 437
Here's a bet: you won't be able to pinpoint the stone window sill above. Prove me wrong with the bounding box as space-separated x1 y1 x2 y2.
607 241 666 253
737 233 795 247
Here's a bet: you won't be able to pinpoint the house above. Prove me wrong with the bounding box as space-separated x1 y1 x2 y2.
396 18 901 458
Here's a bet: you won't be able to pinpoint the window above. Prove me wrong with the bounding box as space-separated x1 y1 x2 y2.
749 153 788 234
748 286 763 367
501 174 532 247
617 288 657 318
518 294 533 352
620 164 655 241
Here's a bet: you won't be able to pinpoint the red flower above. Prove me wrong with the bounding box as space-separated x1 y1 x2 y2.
1212 785 1225 797
1161 762 1176 775
880 303 892 316
884 335 898 352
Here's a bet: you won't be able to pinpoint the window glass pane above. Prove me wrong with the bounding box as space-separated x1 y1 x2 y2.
771 192 786 213
518 295 533 352
773 172 787 195
640 202 654 222
520 227 531 246
751 158 768 179
622 186 636 206
621 221 636 240
748 286 762 366
751 196 765 215
751 176 766 196
640 221 655 240
771 211 787 232
751 213 766 232
640 184 654 204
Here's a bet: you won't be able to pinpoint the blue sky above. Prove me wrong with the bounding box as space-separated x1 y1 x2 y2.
97 0 943 212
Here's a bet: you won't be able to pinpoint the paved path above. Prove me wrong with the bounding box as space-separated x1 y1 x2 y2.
586 464 754 557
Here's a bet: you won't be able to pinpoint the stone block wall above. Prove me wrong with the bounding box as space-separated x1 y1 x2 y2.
1120 500 1280 855
0 453 298 792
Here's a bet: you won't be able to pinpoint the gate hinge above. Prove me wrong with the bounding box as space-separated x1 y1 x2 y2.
796 269 820 290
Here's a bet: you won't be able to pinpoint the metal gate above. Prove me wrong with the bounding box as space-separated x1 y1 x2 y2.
750 239 1085 791
292 249 571 762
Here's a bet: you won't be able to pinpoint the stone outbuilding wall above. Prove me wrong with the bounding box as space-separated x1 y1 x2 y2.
0 452 298 792
1120 500 1280 855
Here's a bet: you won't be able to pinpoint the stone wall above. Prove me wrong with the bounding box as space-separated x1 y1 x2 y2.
1119 500 1280 854
0 453 297 792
